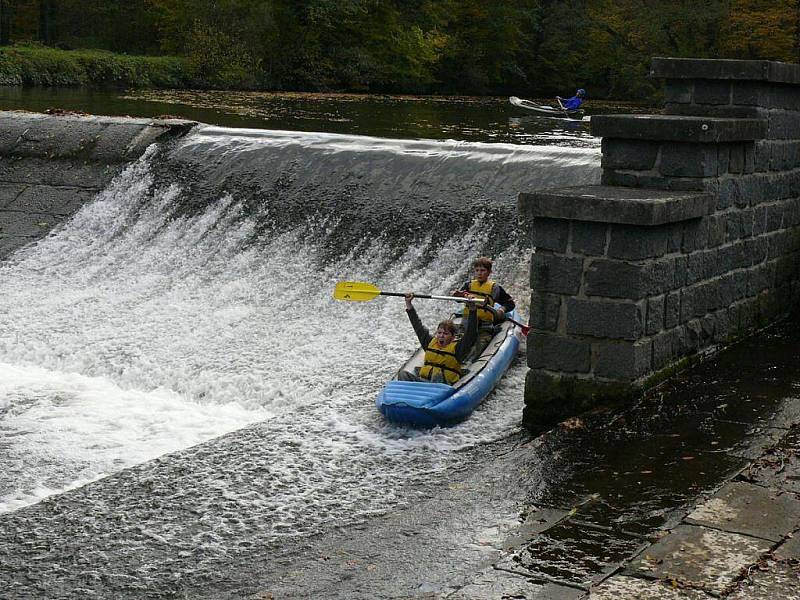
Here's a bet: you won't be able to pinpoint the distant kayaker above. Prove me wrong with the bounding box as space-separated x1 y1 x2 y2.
399 293 479 384
556 88 586 112
453 256 515 360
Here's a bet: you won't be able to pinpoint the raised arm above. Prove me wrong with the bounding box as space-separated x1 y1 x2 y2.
405 294 432 348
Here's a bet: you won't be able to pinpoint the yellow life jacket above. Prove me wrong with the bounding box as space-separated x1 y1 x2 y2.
462 278 496 323
419 340 462 385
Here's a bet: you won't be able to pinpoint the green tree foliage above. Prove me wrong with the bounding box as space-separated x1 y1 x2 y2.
0 0 799 97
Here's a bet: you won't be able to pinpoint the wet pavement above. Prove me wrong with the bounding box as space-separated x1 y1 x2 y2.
2 317 800 598
245 318 800 599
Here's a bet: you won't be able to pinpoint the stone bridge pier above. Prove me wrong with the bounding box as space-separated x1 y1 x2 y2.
519 57 800 431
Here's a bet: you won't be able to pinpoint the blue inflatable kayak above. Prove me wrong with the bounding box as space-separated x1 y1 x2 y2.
376 311 524 427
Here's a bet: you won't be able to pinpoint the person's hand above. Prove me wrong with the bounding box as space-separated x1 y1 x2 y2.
452 289 467 298
404 293 414 310
496 307 506 319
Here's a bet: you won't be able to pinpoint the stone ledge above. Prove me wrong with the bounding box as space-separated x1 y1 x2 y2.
591 114 767 143
518 185 714 226
651 57 800 85
0 111 197 162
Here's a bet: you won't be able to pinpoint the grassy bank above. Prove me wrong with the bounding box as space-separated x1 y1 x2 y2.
0 45 194 88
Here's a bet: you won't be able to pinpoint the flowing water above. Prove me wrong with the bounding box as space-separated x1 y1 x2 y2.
0 115 601 547
3 92 800 599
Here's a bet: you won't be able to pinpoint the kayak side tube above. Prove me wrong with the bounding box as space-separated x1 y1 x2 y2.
376 316 522 427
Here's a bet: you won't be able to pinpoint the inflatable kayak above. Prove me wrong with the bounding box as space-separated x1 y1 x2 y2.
376 310 524 427
509 95 583 119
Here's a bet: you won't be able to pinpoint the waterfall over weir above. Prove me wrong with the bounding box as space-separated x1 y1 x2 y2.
0 126 600 543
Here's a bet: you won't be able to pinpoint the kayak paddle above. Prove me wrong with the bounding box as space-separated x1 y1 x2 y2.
333 281 530 335
333 281 474 303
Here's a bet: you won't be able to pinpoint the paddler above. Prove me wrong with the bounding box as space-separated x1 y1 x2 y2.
556 88 586 112
453 256 516 359
398 293 479 384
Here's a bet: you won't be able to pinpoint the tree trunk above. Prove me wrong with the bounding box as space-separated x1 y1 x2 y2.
39 0 55 45
0 0 11 46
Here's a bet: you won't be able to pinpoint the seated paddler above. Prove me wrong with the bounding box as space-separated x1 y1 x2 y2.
453 256 516 358
398 292 479 384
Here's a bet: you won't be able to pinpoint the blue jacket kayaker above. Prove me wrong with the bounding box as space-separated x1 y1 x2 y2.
399 294 478 384
556 88 586 111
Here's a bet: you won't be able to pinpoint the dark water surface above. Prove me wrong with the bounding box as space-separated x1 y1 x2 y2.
0 86 629 146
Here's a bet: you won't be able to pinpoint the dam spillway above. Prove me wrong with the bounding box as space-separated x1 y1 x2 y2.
0 113 600 597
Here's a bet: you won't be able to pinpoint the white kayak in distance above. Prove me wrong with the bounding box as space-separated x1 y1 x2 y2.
509 96 589 121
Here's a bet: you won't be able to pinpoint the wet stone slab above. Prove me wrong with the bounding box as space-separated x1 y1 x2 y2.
685 481 800 542
775 534 800 560
533 417 751 538
445 568 584 600
744 425 800 494
725 560 800 599
626 524 772 596
589 575 714 599
503 519 647 589
502 506 571 549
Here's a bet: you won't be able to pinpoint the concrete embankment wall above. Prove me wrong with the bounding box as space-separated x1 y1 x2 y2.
0 111 196 260
519 58 800 430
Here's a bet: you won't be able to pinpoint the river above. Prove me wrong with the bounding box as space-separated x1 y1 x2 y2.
2 88 800 599
0 89 599 526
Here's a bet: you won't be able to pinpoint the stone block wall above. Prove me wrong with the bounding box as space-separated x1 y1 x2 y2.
0 111 196 260
519 58 800 431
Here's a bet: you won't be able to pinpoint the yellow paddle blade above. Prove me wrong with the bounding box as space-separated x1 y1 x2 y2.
333 281 381 302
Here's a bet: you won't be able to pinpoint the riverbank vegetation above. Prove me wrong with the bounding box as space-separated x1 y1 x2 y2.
0 44 190 87
0 0 797 99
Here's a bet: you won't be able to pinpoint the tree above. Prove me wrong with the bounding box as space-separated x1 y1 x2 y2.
38 0 54 45
720 0 799 61
0 0 11 45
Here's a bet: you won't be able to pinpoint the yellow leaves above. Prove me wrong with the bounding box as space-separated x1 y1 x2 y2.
719 0 799 61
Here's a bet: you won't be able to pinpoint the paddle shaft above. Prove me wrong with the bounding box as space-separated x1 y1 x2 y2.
379 291 478 303
388 290 530 335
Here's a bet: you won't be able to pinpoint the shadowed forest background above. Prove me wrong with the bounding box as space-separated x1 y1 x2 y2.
0 0 798 99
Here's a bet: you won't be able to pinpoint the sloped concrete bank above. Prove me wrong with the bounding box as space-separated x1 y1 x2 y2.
1 316 798 599
0 111 196 260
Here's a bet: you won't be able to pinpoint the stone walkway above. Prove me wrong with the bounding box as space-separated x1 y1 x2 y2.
589 425 800 599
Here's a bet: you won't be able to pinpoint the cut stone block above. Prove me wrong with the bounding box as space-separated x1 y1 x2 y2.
507 520 646 589
589 575 713 599
725 560 800 599
519 185 714 226
774 534 800 561
650 57 800 85
591 115 767 144
686 481 800 542
447 568 584 600
626 524 771 596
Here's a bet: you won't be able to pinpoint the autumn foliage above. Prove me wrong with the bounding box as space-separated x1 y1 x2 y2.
0 0 797 97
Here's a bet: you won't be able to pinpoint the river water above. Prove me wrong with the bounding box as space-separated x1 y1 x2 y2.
0 86 600 145
3 90 800 599
0 89 600 529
